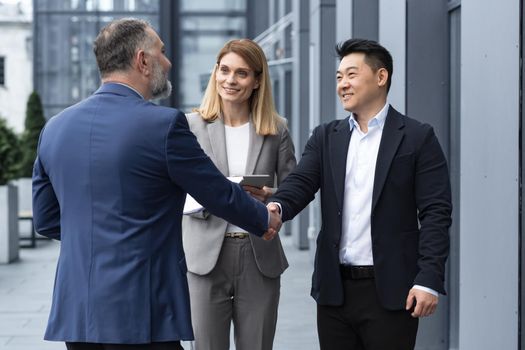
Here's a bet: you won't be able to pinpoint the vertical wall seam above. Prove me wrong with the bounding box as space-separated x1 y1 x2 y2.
519 0 523 347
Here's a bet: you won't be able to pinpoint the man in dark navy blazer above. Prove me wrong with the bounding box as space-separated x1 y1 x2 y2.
269 39 452 349
32 18 280 350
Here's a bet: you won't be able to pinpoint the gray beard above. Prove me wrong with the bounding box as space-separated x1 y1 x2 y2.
151 79 172 100
150 61 172 100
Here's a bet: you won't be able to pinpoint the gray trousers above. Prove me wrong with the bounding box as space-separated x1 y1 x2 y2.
187 237 280 350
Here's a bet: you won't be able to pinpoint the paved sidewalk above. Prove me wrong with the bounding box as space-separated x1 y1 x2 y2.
0 235 318 350
272 235 318 350
0 240 62 350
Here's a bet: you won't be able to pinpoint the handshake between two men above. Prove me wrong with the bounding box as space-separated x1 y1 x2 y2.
262 202 282 241
241 184 282 241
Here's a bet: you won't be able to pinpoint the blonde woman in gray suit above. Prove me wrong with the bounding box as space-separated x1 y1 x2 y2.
182 39 296 350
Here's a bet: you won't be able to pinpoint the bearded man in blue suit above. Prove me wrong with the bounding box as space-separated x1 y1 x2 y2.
32 18 281 350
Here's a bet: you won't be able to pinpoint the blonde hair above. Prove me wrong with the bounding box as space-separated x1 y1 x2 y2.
195 39 283 136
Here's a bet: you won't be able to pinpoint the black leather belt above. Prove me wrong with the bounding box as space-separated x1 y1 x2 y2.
340 265 375 280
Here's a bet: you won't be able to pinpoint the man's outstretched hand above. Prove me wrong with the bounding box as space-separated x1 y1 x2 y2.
262 204 282 240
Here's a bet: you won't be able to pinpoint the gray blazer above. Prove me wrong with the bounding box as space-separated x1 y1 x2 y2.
182 112 296 278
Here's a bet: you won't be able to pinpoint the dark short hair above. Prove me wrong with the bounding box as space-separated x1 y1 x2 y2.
93 18 152 77
335 38 393 92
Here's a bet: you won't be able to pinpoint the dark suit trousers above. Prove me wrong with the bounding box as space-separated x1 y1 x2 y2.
317 278 418 350
65 342 183 350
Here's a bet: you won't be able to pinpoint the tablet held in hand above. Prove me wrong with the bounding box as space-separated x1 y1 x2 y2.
229 175 271 188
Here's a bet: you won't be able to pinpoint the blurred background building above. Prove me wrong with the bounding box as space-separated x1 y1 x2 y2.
0 0 32 133
33 0 160 118
21 0 525 349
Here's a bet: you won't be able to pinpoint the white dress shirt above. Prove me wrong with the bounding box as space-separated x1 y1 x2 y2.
339 103 388 266
224 122 250 233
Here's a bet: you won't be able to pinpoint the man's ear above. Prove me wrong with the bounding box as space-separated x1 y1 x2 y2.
136 49 150 75
377 68 388 88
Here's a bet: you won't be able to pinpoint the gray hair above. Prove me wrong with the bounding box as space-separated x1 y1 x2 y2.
93 18 153 77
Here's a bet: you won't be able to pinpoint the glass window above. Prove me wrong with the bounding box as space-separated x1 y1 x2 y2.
34 1 160 118
178 7 247 111
97 0 114 11
36 0 158 12
182 16 245 32
181 0 245 11
180 34 238 111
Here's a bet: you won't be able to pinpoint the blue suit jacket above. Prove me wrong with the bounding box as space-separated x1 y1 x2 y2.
32 83 269 343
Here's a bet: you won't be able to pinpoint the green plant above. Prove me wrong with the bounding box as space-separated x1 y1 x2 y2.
0 117 21 186
18 91 46 177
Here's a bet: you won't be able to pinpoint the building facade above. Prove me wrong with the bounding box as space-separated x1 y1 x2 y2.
0 0 32 133
34 0 258 119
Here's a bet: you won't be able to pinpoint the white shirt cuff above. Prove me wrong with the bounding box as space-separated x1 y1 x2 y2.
413 285 438 297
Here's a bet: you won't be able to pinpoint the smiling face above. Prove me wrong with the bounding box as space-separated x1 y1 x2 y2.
215 52 260 108
336 52 388 118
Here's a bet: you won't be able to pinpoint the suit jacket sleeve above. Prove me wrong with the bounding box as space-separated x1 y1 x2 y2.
32 128 61 240
414 126 452 294
166 111 269 236
276 126 297 185
270 124 323 222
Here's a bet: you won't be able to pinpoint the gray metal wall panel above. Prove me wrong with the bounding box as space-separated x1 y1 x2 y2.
405 3 450 350
336 0 352 43
447 7 461 350
378 0 406 114
352 0 378 41
159 0 178 107
308 0 336 250
460 1 520 348
247 0 269 38
406 0 449 148
335 0 352 119
291 0 311 249
310 0 336 125
522 1 525 347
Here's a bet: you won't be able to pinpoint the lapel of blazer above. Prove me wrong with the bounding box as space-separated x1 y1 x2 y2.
372 106 405 212
245 123 264 175
206 119 230 176
329 118 352 211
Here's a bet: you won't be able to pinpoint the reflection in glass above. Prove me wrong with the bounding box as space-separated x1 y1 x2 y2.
34 1 159 118
182 17 245 32
179 13 246 111
181 35 237 110
97 0 114 11
36 0 158 12
181 0 245 11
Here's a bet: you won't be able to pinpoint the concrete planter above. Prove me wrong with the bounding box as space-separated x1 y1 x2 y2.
13 177 32 237
13 177 32 212
0 184 19 264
